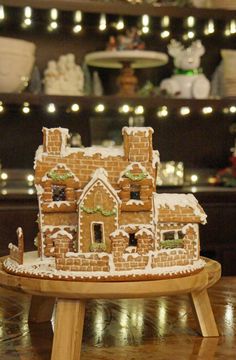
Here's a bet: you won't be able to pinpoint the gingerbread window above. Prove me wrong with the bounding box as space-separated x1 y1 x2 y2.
92 223 104 244
129 233 137 247
52 185 66 201
130 184 141 200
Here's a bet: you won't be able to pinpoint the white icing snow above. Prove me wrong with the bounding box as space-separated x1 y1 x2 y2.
51 230 73 240
78 167 121 207
3 253 206 280
122 127 154 137
34 145 44 168
35 184 44 195
47 201 71 208
126 199 144 206
154 193 207 224
136 228 153 237
42 225 76 232
110 229 129 238
63 146 124 159
120 224 154 231
152 150 160 168
122 253 140 260
16 227 23 237
8 243 18 251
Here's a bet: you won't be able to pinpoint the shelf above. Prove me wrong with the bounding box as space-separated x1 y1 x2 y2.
0 0 235 19
0 93 236 110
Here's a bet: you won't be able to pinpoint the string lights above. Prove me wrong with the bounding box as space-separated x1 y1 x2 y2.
160 16 170 39
0 102 235 117
95 103 105 112
99 13 107 31
47 103 56 113
22 102 30 114
47 8 58 32
71 103 80 112
21 6 32 28
0 5 5 21
141 14 150 34
116 16 125 31
204 19 215 35
73 10 82 33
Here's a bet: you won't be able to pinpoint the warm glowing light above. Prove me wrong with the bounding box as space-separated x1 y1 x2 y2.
73 24 82 33
50 8 58 20
190 174 198 183
28 188 35 195
99 14 107 31
204 19 215 35
142 14 149 27
161 16 170 28
27 174 34 182
134 105 144 115
0 5 5 21
71 103 80 112
202 106 213 114
230 20 236 34
116 17 124 30
160 30 170 39
0 101 4 113
187 31 195 39
229 106 236 113
142 26 149 34
157 106 168 118
119 104 131 113
180 106 190 116
47 103 56 113
74 10 82 23
48 21 58 31
1 172 8 180
73 10 82 33
22 102 30 114
24 6 32 18
1 189 7 195
95 103 105 112
186 16 195 28
224 24 231 37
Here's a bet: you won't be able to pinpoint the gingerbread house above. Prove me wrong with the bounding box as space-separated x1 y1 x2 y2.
5 126 206 280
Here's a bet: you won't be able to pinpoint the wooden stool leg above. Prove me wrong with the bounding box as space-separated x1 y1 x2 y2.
51 299 85 360
29 295 55 323
190 289 219 337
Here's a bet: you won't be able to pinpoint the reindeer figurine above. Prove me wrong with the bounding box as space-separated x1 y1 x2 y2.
160 40 210 99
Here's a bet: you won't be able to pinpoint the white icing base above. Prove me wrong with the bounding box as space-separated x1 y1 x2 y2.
3 251 205 281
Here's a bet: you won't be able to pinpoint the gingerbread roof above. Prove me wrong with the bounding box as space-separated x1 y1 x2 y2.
153 193 207 224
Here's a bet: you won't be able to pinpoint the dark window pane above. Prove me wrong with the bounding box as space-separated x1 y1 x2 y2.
52 185 66 201
94 224 103 243
129 233 137 246
163 231 175 241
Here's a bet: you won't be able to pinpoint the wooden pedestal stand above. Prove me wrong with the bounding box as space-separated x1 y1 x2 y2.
0 257 221 360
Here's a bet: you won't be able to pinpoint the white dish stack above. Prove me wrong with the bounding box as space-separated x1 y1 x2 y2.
0 36 36 93
221 49 236 98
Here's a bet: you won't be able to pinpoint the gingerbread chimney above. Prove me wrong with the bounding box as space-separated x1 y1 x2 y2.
122 127 153 162
43 127 69 155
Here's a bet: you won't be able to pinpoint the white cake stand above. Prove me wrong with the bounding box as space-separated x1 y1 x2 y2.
85 50 168 96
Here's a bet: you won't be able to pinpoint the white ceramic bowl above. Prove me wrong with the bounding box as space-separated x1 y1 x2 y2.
0 37 36 93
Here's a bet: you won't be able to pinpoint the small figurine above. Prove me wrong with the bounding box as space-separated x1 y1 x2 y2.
44 53 84 96
160 40 210 99
106 27 145 51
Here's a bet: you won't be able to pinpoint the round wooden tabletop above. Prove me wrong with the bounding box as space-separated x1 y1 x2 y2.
85 50 168 69
0 257 221 300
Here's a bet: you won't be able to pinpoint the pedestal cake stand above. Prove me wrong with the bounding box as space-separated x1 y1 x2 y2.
85 50 168 96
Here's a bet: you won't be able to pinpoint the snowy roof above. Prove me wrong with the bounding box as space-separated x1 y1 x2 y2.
154 193 207 224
